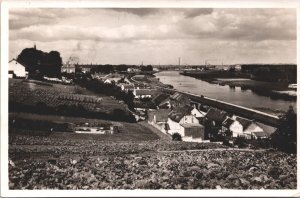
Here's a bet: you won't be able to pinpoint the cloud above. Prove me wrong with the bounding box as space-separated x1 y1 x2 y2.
8 8 297 64
109 8 161 16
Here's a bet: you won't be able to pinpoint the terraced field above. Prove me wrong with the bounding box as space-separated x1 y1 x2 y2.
8 134 296 190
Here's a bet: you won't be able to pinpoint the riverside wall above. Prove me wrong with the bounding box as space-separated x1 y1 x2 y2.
158 87 280 127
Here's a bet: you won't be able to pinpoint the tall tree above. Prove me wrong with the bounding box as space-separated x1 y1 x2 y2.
17 47 62 78
271 106 297 153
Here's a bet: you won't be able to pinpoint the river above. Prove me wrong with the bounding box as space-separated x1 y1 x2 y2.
155 71 296 114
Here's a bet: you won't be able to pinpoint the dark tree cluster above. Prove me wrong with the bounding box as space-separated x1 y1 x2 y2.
17 47 62 78
90 65 114 74
271 106 297 153
141 65 153 72
77 77 135 111
241 64 297 83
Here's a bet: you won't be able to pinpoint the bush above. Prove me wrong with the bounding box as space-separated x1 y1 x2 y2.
234 136 247 148
172 133 182 141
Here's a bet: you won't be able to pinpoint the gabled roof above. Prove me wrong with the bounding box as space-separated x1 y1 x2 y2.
155 109 171 122
256 123 277 136
236 116 253 130
168 105 193 122
151 93 170 106
205 108 227 123
222 117 235 128
148 109 171 122
180 123 204 128
170 92 188 102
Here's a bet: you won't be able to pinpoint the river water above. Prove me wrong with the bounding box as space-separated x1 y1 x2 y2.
155 71 296 114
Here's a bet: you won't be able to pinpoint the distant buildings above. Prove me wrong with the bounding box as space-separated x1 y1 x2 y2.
8 59 28 78
61 63 75 73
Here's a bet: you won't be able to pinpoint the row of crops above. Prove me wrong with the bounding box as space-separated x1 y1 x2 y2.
8 134 297 189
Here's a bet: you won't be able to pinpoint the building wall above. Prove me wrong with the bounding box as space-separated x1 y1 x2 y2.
167 118 183 136
180 115 199 125
229 121 243 137
191 108 205 118
244 123 264 135
9 61 27 77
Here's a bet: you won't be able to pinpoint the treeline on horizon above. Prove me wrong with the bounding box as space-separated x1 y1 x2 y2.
241 64 296 83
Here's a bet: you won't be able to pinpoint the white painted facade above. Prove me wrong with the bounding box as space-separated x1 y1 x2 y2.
191 107 206 118
167 115 199 136
9 59 28 78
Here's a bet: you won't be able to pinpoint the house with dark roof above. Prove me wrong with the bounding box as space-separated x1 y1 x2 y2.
180 123 205 142
151 93 170 109
223 116 267 139
120 84 134 92
159 92 190 109
205 108 228 126
147 109 171 134
167 105 200 136
133 89 155 99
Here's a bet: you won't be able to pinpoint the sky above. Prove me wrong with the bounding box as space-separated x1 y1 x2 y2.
9 8 297 65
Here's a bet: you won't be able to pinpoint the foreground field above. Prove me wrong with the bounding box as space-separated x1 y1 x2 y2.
9 135 296 190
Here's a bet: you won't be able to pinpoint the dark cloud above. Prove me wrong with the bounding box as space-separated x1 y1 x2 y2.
109 8 160 16
179 8 214 18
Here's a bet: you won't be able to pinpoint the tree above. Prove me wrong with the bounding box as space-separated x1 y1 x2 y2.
271 106 297 153
17 47 62 78
141 65 153 72
115 64 128 72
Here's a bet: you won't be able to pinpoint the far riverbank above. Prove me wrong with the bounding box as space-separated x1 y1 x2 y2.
180 72 296 101
155 71 296 116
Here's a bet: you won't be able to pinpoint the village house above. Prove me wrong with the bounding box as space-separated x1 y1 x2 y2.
133 89 154 99
151 93 170 109
158 92 190 109
180 123 205 142
205 108 228 127
120 84 135 92
222 116 268 139
61 63 75 73
8 59 28 78
167 106 199 134
133 83 151 90
191 106 207 124
147 109 171 134
104 77 122 84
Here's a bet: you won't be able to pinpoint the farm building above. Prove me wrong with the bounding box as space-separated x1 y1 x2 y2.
120 84 134 92
147 109 171 134
151 93 170 109
222 116 267 139
133 89 154 99
61 63 75 73
180 123 205 143
167 105 199 135
191 107 206 124
205 108 228 126
8 59 28 78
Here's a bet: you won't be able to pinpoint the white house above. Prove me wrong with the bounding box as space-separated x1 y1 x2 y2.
167 106 199 136
120 84 134 92
180 123 205 142
222 116 267 139
191 107 206 124
147 109 171 134
8 59 28 78
133 89 154 99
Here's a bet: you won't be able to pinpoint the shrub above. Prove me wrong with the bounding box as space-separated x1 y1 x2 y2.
234 136 247 148
172 133 182 141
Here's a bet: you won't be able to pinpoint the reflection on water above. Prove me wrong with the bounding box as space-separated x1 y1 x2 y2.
155 71 296 114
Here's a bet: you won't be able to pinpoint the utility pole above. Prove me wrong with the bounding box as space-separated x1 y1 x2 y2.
178 57 181 66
